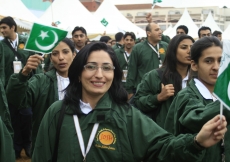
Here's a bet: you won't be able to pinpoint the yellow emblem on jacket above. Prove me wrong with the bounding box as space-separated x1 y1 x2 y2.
18 43 25 49
97 128 116 145
95 128 116 150
159 48 165 54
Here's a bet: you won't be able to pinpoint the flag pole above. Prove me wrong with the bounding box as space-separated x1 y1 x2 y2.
50 1 54 23
220 102 223 122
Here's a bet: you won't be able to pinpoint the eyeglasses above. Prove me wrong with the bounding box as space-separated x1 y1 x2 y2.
84 63 115 72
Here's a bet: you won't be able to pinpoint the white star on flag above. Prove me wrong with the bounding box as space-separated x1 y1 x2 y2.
39 31 49 40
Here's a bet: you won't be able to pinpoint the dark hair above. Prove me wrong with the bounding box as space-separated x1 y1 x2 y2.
64 42 128 115
161 34 195 94
198 26 212 38
71 26 87 36
124 32 136 40
176 25 188 34
146 23 151 32
212 30 222 37
99 36 112 43
115 32 124 42
191 36 222 64
0 16 17 32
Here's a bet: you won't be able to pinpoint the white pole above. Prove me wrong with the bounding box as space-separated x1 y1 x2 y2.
220 102 223 122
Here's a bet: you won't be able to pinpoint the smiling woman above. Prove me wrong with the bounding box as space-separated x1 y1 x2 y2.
32 42 227 162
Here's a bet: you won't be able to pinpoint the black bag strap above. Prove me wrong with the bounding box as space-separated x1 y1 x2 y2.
52 101 66 162
2 38 24 63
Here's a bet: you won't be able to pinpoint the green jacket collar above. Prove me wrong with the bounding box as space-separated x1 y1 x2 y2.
188 79 211 102
44 69 57 81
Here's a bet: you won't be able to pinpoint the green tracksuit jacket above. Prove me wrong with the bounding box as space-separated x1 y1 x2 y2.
115 47 129 90
164 79 230 162
0 79 13 138
112 43 122 51
32 92 206 162
126 40 168 93
134 68 174 128
6 69 59 153
0 117 15 161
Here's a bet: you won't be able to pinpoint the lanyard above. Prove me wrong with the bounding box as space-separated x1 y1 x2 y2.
123 52 129 64
147 43 162 67
73 115 99 161
9 39 17 51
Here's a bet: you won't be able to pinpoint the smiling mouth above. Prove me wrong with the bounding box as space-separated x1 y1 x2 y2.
91 82 105 87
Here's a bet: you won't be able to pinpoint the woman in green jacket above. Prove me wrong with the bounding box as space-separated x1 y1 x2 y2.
164 36 230 162
32 42 227 162
6 38 76 153
134 34 194 127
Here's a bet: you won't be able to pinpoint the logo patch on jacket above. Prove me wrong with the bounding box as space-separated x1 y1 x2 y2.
159 48 165 54
95 128 116 150
18 43 25 49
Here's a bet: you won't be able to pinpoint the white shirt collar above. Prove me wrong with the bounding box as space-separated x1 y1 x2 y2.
80 100 93 114
194 78 216 101
181 71 189 89
8 33 18 48
56 72 69 100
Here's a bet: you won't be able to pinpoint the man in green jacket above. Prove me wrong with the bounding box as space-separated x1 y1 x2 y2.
126 22 168 99
115 32 136 90
0 16 42 158
112 32 124 51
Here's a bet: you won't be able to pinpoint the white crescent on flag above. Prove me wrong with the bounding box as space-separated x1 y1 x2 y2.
228 81 230 100
35 30 58 51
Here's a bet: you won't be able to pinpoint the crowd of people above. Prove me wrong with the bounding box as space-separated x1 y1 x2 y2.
0 14 229 162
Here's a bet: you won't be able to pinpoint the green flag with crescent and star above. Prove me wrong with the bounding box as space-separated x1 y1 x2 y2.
214 46 230 110
101 18 109 27
24 23 68 53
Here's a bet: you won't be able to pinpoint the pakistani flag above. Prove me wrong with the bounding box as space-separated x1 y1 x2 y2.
24 23 68 53
153 0 162 4
214 40 230 110
101 18 109 27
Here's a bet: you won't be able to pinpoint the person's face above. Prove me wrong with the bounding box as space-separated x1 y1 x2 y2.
191 46 222 89
80 50 114 98
176 28 186 35
111 40 116 46
0 23 14 38
176 39 193 65
106 39 113 46
217 34 222 41
50 41 76 76
147 23 162 42
72 30 87 49
124 35 135 50
199 30 211 38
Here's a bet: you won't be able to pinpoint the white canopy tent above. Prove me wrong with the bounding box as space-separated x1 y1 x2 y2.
39 0 105 36
93 0 146 38
167 9 199 38
202 12 222 32
0 0 39 29
223 25 230 40
163 24 173 36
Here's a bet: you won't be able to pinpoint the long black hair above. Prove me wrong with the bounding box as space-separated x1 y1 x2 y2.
161 34 195 94
64 42 128 115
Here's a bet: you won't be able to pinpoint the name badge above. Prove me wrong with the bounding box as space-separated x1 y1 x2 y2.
122 70 128 82
13 61 22 73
